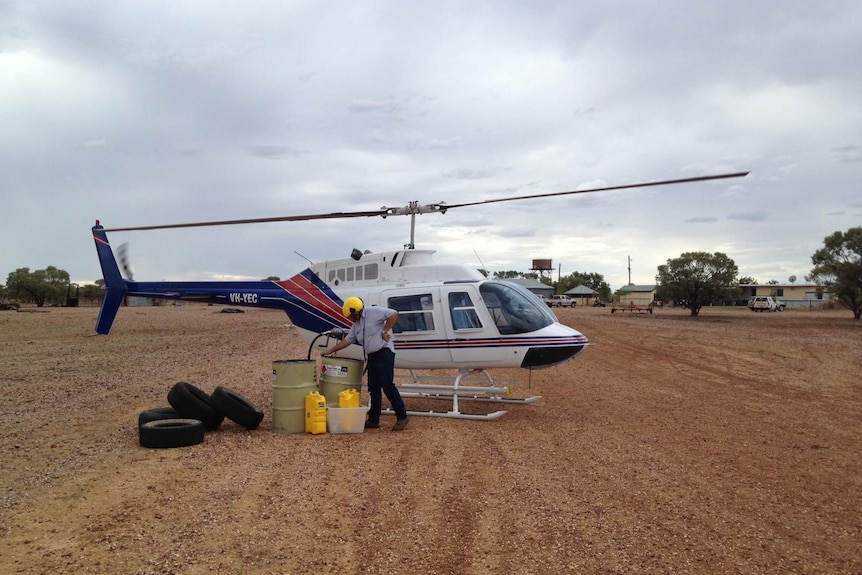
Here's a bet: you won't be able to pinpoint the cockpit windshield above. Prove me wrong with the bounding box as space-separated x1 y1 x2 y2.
479 281 556 334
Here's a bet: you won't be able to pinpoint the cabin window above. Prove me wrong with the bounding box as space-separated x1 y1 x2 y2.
480 281 554 335
448 292 482 330
388 294 436 333
328 269 348 283
329 265 372 284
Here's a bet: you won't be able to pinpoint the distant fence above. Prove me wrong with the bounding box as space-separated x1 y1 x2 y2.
783 299 832 310
734 299 833 310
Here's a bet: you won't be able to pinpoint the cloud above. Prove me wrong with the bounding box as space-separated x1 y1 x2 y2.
830 145 862 163
440 167 503 181
727 211 768 223
685 217 719 224
347 97 407 115
244 145 306 160
1 2 860 291
368 130 462 151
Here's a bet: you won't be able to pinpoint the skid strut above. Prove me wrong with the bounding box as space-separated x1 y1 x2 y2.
372 369 542 420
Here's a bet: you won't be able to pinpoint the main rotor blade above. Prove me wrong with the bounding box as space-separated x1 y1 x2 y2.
100 208 391 232
100 171 748 232
442 171 750 210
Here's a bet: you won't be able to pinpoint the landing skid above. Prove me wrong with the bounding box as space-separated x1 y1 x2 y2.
373 369 542 420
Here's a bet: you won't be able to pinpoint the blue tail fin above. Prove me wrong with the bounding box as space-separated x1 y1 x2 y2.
92 222 127 334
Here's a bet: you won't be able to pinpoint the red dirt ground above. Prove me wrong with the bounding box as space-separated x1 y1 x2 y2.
1 305 859 574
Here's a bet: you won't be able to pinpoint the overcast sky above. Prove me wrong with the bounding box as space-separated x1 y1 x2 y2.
3 1 860 290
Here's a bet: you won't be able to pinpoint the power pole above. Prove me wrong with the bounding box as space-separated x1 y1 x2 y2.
627 256 632 285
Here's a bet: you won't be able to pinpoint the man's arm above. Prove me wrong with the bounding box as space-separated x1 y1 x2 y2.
382 311 398 342
322 338 352 356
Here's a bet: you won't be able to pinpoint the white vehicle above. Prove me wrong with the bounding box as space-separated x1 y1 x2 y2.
748 296 778 312
548 295 575 307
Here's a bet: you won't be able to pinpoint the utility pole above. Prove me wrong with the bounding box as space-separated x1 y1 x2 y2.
627 256 632 285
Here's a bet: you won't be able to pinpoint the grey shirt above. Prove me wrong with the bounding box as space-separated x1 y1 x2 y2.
346 305 397 354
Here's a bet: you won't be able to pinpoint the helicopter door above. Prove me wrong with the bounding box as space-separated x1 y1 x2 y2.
442 286 506 365
383 289 452 367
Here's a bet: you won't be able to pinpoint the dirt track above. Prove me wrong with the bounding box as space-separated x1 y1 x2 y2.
1 305 860 574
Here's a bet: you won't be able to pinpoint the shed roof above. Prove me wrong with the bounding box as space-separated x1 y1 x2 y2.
616 284 656 293
738 283 819 289
565 284 597 296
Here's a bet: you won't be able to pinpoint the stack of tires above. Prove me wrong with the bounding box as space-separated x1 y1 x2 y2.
138 382 264 449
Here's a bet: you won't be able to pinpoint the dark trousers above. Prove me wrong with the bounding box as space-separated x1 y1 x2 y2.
366 348 407 422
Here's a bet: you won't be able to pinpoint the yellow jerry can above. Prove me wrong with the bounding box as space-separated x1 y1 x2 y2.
338 388 360 408
305 391 327 434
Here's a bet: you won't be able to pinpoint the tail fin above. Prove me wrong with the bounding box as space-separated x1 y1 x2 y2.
92 221 127 334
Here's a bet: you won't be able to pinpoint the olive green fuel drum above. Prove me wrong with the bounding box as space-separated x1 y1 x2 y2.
271 359 317 434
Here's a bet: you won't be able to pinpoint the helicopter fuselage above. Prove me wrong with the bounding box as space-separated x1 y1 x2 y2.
92 224 589 369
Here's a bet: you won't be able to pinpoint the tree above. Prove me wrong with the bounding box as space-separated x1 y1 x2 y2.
5 266 71 307
493 270 540 281
79 283 103 305
808 227 862 320
738 276 758 285
655 252 739 317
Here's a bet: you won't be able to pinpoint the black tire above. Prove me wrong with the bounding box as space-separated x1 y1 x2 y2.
139 418 205 449
210 386 264 430
138 406 182 429
167 382 225 431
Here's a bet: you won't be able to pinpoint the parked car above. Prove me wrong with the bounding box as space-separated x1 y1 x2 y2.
747 296 778 312
774 299 787 311
548 295 575 307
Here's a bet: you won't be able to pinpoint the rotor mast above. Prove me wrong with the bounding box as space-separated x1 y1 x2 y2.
381 200 448 249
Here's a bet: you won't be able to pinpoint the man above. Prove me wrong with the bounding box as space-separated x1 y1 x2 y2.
322 296 409 431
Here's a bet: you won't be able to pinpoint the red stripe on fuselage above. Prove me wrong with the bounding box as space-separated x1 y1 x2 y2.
394 336 588 350
276 273 347 327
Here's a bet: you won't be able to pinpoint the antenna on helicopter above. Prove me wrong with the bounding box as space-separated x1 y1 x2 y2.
473 249 487 275
294 251 313 266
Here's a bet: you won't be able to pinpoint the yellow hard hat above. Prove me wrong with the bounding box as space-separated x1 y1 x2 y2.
342 296 364 317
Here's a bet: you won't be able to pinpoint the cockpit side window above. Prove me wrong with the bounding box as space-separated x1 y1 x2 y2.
448 292 482 330
387 294 435 333
479 281 554 334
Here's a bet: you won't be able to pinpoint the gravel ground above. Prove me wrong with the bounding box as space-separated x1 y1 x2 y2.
0 304 860 574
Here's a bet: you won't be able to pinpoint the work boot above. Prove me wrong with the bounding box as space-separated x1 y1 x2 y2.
392 417 409 431
364 420 379 429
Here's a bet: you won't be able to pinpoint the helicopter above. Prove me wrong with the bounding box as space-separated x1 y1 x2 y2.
92 171 747 418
